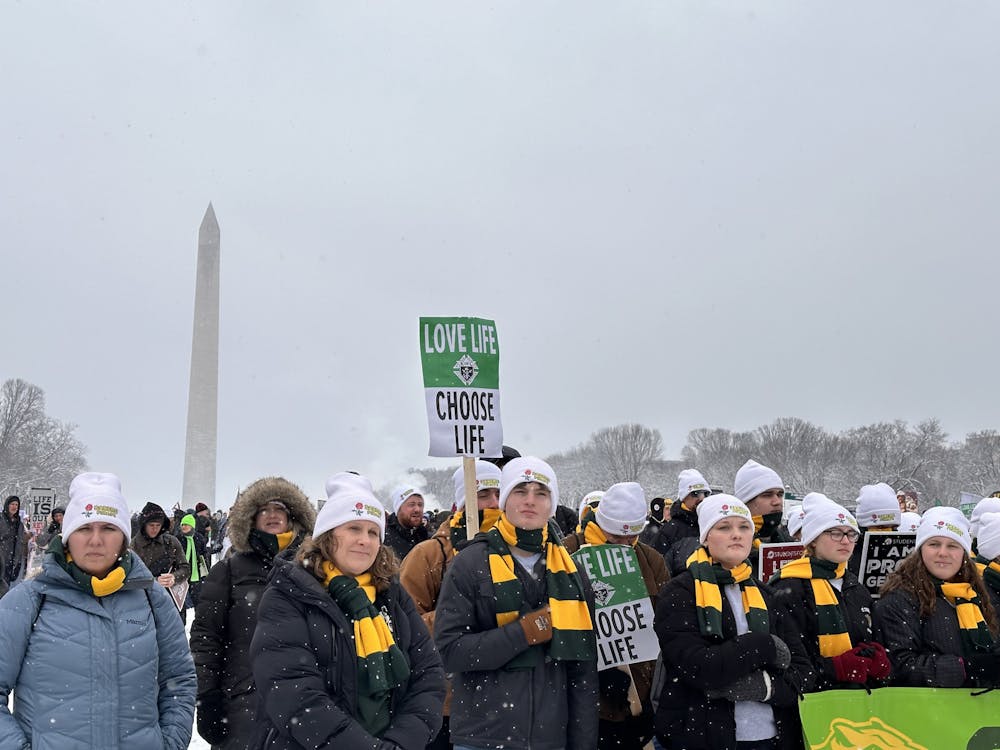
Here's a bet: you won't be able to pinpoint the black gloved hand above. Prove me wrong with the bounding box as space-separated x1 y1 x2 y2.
964 652 1000 686
769 634 792 671
598 667 633 712
196 690 228 746
705 670 769 703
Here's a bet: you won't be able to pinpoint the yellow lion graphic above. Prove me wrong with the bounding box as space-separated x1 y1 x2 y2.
811 716 928 750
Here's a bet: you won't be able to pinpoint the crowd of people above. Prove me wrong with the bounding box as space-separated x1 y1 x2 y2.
1 452 1000 750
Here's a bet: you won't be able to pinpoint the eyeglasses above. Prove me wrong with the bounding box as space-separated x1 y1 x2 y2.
823 529 860 543
690 490 711 498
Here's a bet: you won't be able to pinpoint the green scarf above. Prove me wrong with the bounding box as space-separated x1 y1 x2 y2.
771 556 851 656
687 546 769 639
183 534 201 582
324 565 410 738
936 579 995 657
484 513 595 669
49 535 132 597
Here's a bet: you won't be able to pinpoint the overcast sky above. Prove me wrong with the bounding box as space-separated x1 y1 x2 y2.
4 2 999 510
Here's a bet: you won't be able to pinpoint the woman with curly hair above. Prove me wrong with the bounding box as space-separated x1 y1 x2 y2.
875 506 1000 688
250 472 444 750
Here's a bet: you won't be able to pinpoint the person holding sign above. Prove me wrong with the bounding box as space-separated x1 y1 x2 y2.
876 506 1000 688
399 461 502 750
653 494 809 750
734 461 792 577
768 493 890 691
250 472 445 749
434 457 598 750
0 472 196 749
562 481 669 749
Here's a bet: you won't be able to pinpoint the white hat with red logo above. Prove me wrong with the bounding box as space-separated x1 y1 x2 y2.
63 472 131 540
499 457 559 516
799 492 858 547
595 482 648 536
697 494 753 545
315 472 386 540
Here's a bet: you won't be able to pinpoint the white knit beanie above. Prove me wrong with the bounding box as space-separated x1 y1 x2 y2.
62 472 132 540
915 506 971 554
595 482 648 536
799 492 859 547
498 456 559 515
733 460 783 504
976 512 1000 561
697 494 753 545
855 483 901 528
971 497 1000 539
315 472 386 540
578 491 604 520
677 469 710 502
391 486 423 514
786 507 806 539
451 461 502 510
899 511 922 534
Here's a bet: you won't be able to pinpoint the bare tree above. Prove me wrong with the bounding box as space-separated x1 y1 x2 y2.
590 423 664 484
0 378 88 498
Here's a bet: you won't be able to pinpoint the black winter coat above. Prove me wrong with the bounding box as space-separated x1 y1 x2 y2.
433 537 599 750
768 571 876 691
383 514 430 561
653 571 810 750
875 588 997 688
250 560 444 750
651 503 701 576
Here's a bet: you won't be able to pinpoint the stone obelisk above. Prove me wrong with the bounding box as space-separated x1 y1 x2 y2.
181 203 220 510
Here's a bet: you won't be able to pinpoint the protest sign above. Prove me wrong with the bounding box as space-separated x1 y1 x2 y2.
800 687 1000 749
758 542 806 583
26 487 56 536
419 316 502 458
856 532 915 598
572 544 658 670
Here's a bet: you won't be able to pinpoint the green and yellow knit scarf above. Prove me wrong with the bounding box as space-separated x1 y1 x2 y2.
687 546 769 639
322 563 410 738
751 512 783 551
448 507 502 552
974 557 1000 594
49 535 131 598
485 513 595 669
937 580 995 656
581 516 637 547
575 504 598 534
770 556 851 656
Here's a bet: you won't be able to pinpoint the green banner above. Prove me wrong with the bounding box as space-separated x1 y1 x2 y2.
419 316 502 457
800 687 1000 749
571 544 658 670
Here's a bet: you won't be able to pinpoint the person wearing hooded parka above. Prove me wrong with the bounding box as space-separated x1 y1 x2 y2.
250 472 444 749
190 476 316 749
0 472 195 750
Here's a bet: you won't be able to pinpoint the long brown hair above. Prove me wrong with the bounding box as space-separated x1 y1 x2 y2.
881 549 999 634
295 530 398 594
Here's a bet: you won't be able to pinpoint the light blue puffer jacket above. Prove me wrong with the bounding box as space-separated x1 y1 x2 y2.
0 551 196 750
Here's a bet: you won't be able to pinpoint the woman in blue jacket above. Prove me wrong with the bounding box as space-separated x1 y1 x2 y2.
0 472 196 750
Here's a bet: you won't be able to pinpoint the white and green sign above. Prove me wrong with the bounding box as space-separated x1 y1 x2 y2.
572 544 658 670
419 316 502 458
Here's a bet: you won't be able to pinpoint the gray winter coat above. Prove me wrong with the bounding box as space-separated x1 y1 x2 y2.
433 537 599 750
0 551 197 749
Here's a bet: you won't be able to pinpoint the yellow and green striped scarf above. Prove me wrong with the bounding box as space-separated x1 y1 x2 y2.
448 507 502 552
50 535 130 597
770 556 851 656
751 512 784 551
687 546 769 639
575 503 598 534
937 580 996 657
581 516 637 547
485 513 595 669
322 563 410 737
974 557 1000 594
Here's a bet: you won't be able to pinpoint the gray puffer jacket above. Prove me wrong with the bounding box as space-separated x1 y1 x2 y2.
0 551 196 749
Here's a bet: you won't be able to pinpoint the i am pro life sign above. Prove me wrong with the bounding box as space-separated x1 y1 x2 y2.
419 316 502 458
572 544 658 670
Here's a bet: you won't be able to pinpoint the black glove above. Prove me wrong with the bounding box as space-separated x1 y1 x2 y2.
598 667 633 712
196 690 228 746
705 670 769 703
769 635 792 671
964 653 1000 686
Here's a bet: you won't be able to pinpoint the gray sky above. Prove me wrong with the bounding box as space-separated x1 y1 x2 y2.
4 2 999 510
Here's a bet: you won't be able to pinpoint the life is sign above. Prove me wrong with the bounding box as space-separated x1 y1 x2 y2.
27 487 56 535
572 544 658 670
420 316 502 458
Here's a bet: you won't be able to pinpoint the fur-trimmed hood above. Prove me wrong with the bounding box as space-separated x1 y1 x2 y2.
227 476 316 554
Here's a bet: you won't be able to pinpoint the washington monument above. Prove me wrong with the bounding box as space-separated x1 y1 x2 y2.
182 203 220 510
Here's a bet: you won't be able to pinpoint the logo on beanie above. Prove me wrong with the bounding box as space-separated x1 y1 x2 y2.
720 504 750 518
479 478 500 489
453 354 479 386
352 501 383 520
520 470 551 485
83 503 95 518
